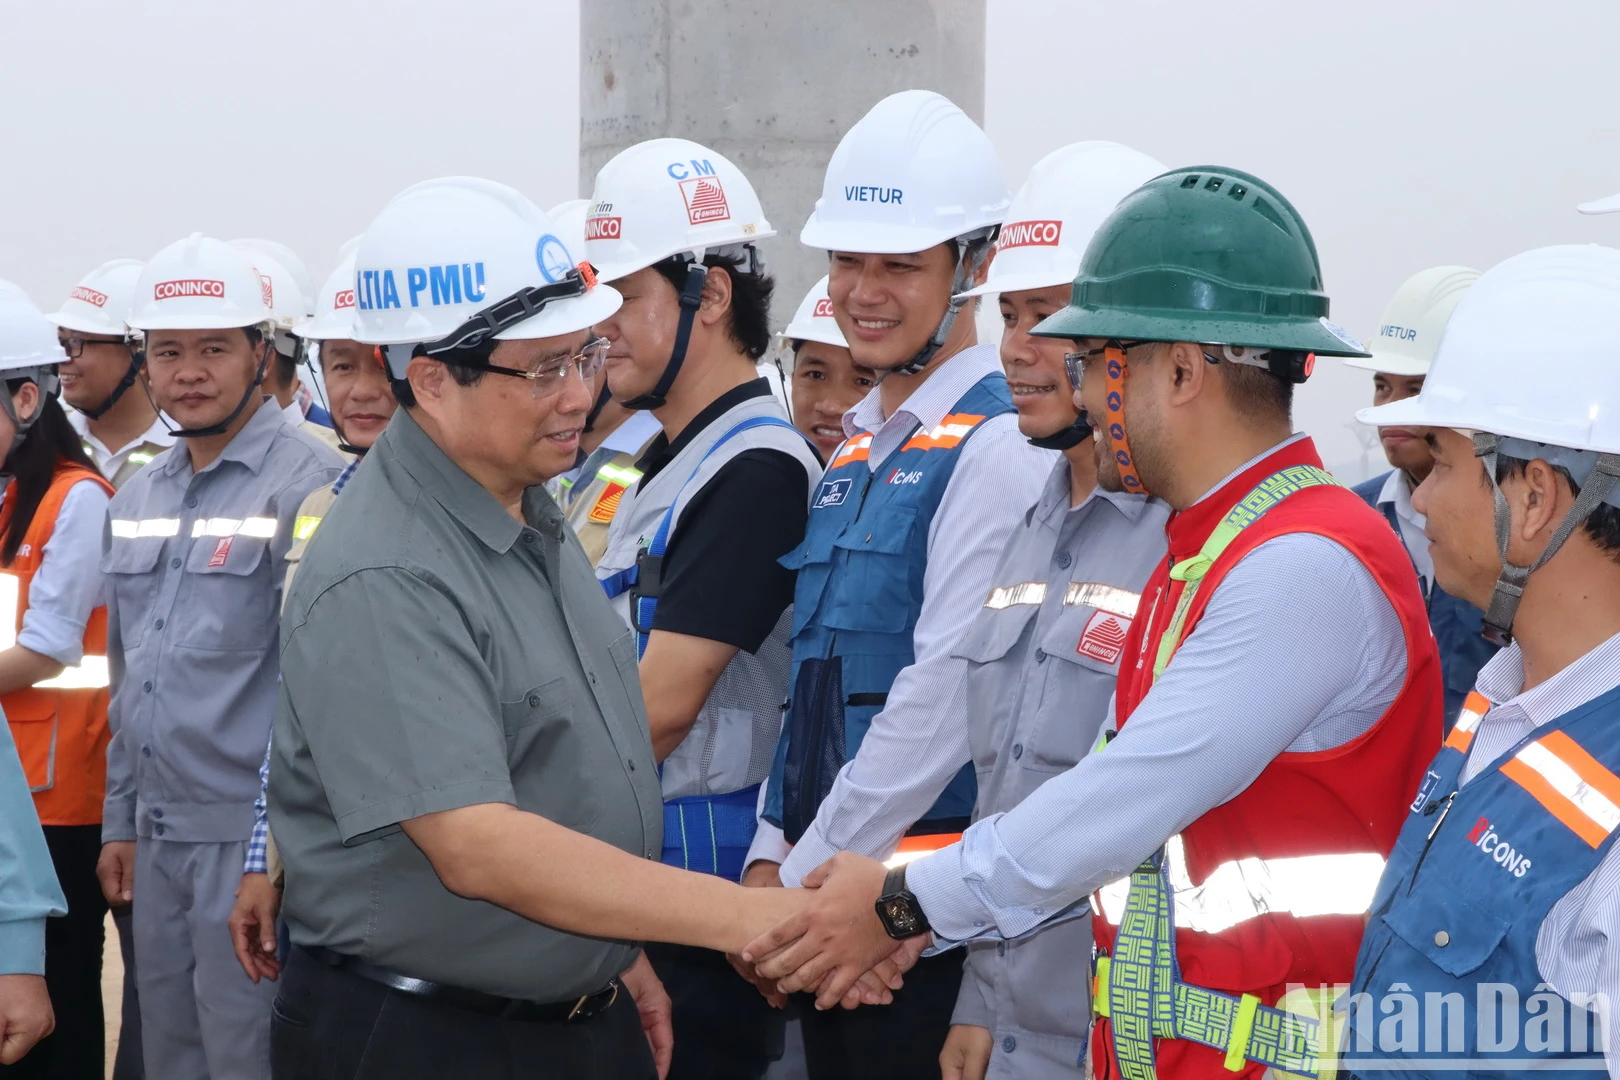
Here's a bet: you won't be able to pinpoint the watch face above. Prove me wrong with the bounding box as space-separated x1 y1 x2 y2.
882 896 921 936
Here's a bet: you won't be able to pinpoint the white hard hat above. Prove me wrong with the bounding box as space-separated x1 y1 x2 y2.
1359 245 1620 454
0 284 68 373
128 233 274 332
1578 192 1620 215
1343 265 1480 378
248 252 309 334
547 199 591 264
229 239 315 316
585 138 775 283
779 276 847 348
959 141 1165 298
351 176 621 367
295 251 359 342
801 90 1010 255
45 259 144 338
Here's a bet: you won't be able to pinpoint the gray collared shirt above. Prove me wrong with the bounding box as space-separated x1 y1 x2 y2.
270 407 662 1001
100 401 344 844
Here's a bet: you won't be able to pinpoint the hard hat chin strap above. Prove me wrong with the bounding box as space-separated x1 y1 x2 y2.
1473 431 1620 645
165 340 274 439
80 343 147 421
1103 346 1148 495
623 260 709 412
1028 410 1092 451
0 368 61 469
884 229 997 380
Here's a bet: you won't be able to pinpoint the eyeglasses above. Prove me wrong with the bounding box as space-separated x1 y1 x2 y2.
1062 339 1156 392
482 337 610 398
60 336 131 359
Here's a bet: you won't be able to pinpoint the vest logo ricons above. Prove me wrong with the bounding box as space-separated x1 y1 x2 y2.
887 468 924 486
70 285 109 308
814 477 851 508
1464 816 1532 878
997 219 1062 250
1078 610 1129 664
154 278 225 301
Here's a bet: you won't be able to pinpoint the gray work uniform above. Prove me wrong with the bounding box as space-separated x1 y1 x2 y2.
99 400 342 1080
947 459 1169 1077
270 406 662 1001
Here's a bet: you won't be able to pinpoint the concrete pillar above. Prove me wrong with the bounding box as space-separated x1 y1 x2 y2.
580 0 987 329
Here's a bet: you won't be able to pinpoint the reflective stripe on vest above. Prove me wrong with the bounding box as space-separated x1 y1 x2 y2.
1442 689 1489 753
0 574 109 692
1108 465 1343 1080
1094 835 1384 935
293 515 322 541
1501 730 1620 847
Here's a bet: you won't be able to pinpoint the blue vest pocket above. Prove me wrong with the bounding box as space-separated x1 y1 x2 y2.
1382 889 1510 978
781 656 848 844
821 506 921 635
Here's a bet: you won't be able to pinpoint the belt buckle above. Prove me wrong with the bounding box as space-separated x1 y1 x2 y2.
567 981 618 1021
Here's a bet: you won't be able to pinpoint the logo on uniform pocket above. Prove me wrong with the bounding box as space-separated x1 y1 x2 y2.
815 478 851 508
1077 611 1129 664
208 536 234 567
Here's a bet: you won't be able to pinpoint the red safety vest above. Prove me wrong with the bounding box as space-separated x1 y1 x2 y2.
2 463 117 826
1091 438 1442 1079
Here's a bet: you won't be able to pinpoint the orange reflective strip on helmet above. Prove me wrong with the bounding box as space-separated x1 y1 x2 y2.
1443 691 1491 752
1104 347 1146 494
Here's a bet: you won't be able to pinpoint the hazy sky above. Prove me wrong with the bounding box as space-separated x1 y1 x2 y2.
2 0 1615 480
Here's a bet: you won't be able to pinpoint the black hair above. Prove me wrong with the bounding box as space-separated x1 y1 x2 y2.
387 341 489 409
1494 454 1620 560
1220 362 1294 426
651 252 775 360
0 388 99 566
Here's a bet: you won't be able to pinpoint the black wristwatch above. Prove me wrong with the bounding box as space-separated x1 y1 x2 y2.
874 864 932 940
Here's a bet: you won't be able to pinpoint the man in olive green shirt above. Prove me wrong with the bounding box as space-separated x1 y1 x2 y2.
266 179 823 1080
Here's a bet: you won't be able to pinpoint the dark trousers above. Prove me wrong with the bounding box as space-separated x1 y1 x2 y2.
270 947 657 1080
1 826 106 1080
111 904 143 1080
796 949 962 1080
645 943 785 1080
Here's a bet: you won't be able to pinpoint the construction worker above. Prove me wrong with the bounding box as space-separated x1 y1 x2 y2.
227 247 398 985
926 140 1172 1080
587 140 822 1080
46 259 173 489
42 258 163 1080
744 166 1444 1080
93 233 343 1080
266 177 851 1080
781 276 875 462
754 90 1057 1078
1346 267 1497 727
0 284 114 1080
1342 245 1620 1078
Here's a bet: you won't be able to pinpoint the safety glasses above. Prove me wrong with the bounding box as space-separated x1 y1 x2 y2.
482 337 610 398
59 336 132 359
1061 340 1155 392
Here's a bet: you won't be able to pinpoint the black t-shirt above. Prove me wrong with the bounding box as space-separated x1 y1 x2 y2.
636 379 817 653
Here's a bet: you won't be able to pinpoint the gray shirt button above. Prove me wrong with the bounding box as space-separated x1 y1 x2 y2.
154 618 164 630
1056 551 1072 569
1034 649 1047 663
1434 930 1450 947
526 692 542 708
170 557 182 569
1012 743 1023 759
627 759 637 771
141 746 151 758
153 824 165 836
184 495 198 508
142 681 153 693
151 808 163 819
996 941 1005 957
1002 1036 1017 1053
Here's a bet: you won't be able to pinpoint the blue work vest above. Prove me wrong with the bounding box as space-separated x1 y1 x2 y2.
1343 684 1620 1078
1354 473 1498 729
763 373 1013 841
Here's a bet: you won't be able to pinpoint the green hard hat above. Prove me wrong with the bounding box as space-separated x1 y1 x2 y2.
1033 165 1370 359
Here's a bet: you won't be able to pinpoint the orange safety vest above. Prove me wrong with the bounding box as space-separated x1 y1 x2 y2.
2 463 117 826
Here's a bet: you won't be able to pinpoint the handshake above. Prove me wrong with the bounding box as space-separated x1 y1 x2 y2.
728 852 931 1012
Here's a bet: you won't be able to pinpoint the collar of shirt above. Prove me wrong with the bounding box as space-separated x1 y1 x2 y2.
159 397 285 479
1032 456 1159 526
1474 630 1620 727
383 407 544 555
67 407 176 460
281 399 307 427
635 377 772 484
600 410 662 458
1164 432 1317 560
843 342 1002 442
1377 468 1426 531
